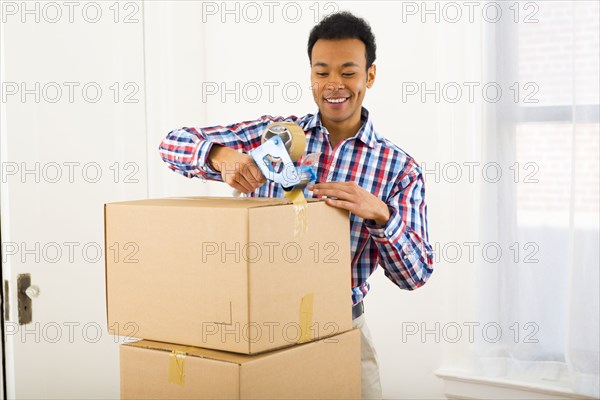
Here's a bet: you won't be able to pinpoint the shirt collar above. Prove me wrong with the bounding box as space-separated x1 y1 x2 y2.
304 107 378 149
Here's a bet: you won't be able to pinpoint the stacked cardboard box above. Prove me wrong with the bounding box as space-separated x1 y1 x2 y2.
105 197 360 399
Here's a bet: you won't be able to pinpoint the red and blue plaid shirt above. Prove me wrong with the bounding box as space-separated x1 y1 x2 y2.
159 107 434 305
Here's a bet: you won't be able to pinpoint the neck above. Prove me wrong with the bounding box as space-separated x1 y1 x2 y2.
322 114 363 148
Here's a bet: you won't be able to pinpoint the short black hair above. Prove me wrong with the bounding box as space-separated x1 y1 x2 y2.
307 12 376 70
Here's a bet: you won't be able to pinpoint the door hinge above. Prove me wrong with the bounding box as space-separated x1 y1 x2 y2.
2 279 9 321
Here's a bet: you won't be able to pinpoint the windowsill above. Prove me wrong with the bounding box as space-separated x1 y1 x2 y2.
434 369 597 400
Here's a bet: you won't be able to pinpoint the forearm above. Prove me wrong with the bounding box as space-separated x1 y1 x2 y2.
207 144 239 172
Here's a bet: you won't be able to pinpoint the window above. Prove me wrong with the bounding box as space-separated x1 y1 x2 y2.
475 1 599 396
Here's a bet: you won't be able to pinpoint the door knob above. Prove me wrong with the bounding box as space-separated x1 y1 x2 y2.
25 285 40 299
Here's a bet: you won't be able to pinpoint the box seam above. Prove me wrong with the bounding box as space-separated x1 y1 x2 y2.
107 197 325 210
104 204 110 331
246 207 251 354
125 341 247 365
238 364 242 399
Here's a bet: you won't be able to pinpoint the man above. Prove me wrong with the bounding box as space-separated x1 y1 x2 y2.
160 11 434 400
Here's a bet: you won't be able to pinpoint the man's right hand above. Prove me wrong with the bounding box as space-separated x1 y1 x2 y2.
208 145 267 194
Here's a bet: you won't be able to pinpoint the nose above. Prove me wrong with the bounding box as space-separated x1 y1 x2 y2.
324 80 345 93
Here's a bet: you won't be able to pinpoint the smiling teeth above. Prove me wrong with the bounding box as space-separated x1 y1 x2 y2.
326 98 347 103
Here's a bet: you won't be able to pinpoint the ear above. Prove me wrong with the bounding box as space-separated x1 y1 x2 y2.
366 64 376 88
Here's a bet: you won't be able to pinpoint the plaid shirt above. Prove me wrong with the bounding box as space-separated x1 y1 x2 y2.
159 107 434 305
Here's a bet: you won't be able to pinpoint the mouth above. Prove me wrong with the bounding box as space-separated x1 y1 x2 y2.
324 96 350 104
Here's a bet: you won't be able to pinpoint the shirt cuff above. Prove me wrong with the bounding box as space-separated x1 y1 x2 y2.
197 140 221 176
365 206 405 245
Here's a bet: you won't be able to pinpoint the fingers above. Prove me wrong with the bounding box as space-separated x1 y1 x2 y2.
239 160 266 192
309 183 355 200
230 181 251 194
308 181 389 223
314 188 345 200
235 171 261 193
309 181 356 197
222 155 266 194
246 162 267 185
324 198 354 211
309 182 360 214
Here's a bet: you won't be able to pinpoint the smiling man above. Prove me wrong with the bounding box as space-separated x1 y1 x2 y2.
159 12 434 399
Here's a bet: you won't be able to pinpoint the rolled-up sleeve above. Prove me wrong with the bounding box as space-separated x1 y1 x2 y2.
365 167 434 290
158 115 297 181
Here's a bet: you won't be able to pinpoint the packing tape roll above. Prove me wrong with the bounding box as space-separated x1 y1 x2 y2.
168 350 187 385
299 293 314 343
262 122 306 162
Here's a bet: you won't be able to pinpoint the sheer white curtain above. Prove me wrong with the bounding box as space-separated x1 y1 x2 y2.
474 1 599 397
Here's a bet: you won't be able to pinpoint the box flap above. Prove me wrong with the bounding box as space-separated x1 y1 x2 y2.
125 340 259 365
124 330 355 366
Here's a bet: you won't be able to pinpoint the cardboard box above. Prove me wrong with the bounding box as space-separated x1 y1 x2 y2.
120 329 361 400
105 197 352 354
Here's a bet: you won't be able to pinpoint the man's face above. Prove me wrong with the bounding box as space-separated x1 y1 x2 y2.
310 38 376 128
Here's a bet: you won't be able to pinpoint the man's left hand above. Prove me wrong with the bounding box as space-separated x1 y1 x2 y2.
307 182 390 225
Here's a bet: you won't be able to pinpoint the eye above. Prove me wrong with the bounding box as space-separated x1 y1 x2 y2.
342 73 356 78
316 72 328 77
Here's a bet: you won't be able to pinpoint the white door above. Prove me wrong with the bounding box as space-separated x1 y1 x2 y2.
1 1 147 398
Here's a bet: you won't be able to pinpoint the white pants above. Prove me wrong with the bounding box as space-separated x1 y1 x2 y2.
352 313 383 400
